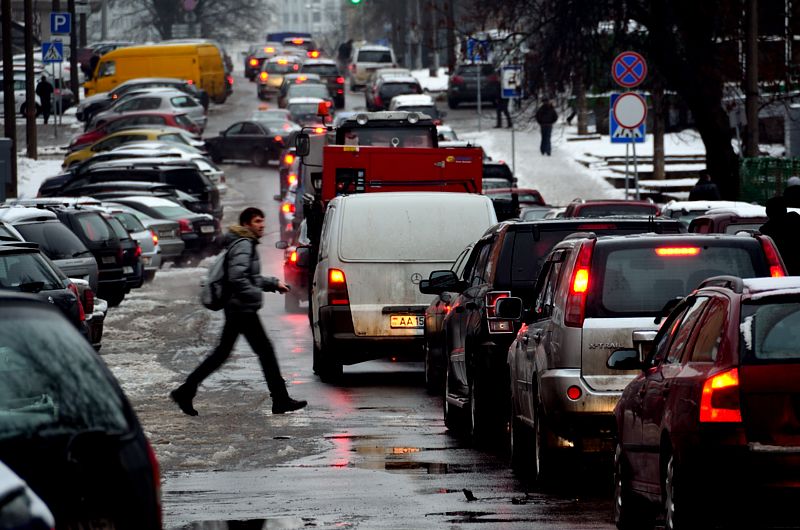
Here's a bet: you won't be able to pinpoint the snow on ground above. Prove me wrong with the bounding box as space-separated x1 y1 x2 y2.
459 123 621 205
559 128 707 161
15 156 63 198
411 67 449 93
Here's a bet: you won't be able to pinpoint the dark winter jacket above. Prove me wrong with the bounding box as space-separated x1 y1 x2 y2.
784 185 800 208
535 103 558 126
225 225 280 312
760 212 800 275
35 80 53 109
688 178 721 201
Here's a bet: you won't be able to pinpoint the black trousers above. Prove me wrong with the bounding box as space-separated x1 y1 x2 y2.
496 100 511 126
185 310 288 400
40 104 51 124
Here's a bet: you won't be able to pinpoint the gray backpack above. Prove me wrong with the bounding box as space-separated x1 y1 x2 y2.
201 238 249 311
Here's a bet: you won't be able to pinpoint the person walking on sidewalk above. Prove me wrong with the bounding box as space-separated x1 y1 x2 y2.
494 77 512 128
535 98 558 156
35 75 54 125
171 207 307 416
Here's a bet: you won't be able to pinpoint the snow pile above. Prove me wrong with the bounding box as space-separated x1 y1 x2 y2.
15 157 63 199
412 67 449 93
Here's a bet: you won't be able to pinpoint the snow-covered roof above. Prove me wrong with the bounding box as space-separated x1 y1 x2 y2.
743 277 800 298
703 204 767 217
391 94 435 108
0 205 58 223
287 97 326 105
116 196 186 208
662 200 758 213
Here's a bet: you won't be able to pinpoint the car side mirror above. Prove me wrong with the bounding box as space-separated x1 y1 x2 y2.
295 133 310 157
19 281 44 294
275 241 289 249
295 247 311 268
495 297 523 320
420 270 458 295
607 349 642 370
219 130 226 136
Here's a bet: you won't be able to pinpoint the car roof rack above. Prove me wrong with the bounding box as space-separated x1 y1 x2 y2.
697 275 744 294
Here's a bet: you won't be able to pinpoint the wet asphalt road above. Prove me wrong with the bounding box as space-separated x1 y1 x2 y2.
99 70 616 529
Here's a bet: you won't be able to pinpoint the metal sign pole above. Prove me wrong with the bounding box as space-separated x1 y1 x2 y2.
476 63 482 132
625 143 629 200
632 138 640 200
511 97 516 173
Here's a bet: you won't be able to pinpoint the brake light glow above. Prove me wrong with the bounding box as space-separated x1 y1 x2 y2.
336 76 345 84
151 230 158 245
567 386 582 400
577 223 617 230
265 46 275 53
328 268 349 305
134 244 142 257
759 236 786 277
293 64 299 71
308 50 320 58
292 38 303 45
281 203 295 214
565 239 596 327
325 101 332 108
250 58 258 66
288 173 297 185
298 75 308 82
274 135 283 142
278 59 288 65
313 127 325 134
284 153 295 165
485 291 510 318
260 71 268 82
178 219 193 234
700 368 742 423
83 288 94 314
290 251 298 263
655 247 701 257
227 75 234 86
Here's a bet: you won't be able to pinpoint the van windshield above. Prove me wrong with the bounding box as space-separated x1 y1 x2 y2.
339 197 491 261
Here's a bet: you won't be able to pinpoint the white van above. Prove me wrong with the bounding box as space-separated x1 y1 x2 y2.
349 44 397 88
311 192 497 380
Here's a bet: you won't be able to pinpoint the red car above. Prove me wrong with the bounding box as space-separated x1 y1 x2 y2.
610 274 800 530
689 211 768 234
68 111 202 152
564 199 659 218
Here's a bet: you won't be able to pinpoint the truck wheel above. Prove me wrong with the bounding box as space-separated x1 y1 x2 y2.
283 292 300 312
614 443 653 530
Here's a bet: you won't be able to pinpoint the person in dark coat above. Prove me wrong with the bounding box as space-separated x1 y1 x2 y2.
688 170 721 201
35 75 54 125
783 176 800 208
760 196 800 275
494 93 511 128
535 98 558 155
171 207 307 416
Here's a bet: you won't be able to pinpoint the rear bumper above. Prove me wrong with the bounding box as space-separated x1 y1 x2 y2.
319 305 424 364
157 240 185 262
86 298 107 350
181 233 218 253
539 368 620 449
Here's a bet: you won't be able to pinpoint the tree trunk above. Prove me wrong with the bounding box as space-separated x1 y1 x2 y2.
652 78 665 180
744 0 759 157
574 70 588 135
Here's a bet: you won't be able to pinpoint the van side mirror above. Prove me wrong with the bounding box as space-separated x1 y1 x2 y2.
607 349 642 370
295 133 310 157
495 297 523 320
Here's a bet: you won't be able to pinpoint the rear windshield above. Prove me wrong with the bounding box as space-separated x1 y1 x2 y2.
741 301 800 362
175 114 196 128
14 222 90 260
0 306 130 441
589 243 759 317
164 169 208 193
483 164 513 181
302 64 339 76
0 253 63 291
339 127 433 148
171 96 199 108
574 204 657 217
724 223 763 234
482 178 510 190
75 213 113 243
288 103 321 118
339 198 492 261
152 205 194 218
455 64 495 76
106 216 130 239
489 190 544 205
114 212 145 232
357 50 392 63
266 61 299 74
288 84 329 98
379 82 421 98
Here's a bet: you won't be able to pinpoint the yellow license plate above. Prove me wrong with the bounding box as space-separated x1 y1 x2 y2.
390 315 423 328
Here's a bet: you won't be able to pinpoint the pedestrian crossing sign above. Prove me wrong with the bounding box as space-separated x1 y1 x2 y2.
42 41 64 64
609 93 645 144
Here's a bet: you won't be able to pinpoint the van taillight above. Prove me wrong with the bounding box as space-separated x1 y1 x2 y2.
151 230 159 245
83 288 95 314
290 250 298 263
758 236 786 277
249 58 258 66
655 247 700 257
260 72 269 82
178 219 193 233
565 240 595 327
284 153 295 165
288 173 297 185
328 268 349 305
700 368 742 423
145 438 163 528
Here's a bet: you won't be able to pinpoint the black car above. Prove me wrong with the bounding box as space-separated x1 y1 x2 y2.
103 213 143 291
0 292 162 528
434 218 685 443
245 43 281 80
483 161 515 187
106 196 219 261
206 120 289 166
300 58 346 108
0 244 85 335
447 63 500 109
43 161 223 221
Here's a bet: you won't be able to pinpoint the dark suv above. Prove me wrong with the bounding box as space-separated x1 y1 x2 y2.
431 218 685 443
505 232 787 482
300 58 345 108
447 63 499 109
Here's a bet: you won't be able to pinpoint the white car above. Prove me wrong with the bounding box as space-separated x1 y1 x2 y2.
91 88 207 131
349 44 397 88
0 74 41 116
388 93 444 123
311 192 497 380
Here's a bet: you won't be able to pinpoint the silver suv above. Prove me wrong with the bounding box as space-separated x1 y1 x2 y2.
503 232 787 480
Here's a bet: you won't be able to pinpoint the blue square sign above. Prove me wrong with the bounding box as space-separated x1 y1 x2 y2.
42 41 64 64
50 12 71 35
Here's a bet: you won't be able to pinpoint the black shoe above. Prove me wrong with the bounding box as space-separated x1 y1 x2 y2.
494 125 502 128
272 397 307 414
170 386 198 416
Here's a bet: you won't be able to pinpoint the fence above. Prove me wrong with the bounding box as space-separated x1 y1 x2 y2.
740 157 800 204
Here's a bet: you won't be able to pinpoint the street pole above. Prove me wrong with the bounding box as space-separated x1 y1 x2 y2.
79 12 87 47
744 0 759 157
2 0 18 198
511 101 515 173
476 63 481 132
632 140 640 200
24 0 36 159
624 143 629 199
101 0 107 40
68 0 79 104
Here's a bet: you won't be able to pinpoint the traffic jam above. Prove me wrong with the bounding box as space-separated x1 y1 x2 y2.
1 4 800 530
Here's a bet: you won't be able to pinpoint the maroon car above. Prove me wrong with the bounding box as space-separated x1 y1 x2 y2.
564 199 659 218
68 111 202 152
482 187 546 206
609 274 800 530
689 211 768 234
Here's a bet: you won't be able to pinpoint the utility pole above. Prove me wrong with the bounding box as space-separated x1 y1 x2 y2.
445 0 455 73
2 0 18 197
744 0 759 157
24 0 36 159
68 0 79 103
101 0 107 40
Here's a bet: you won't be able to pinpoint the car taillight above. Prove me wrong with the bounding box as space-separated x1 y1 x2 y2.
135 243 142 257
145 439 163 529
281 203 295 213
186 79 193 85
260 72 268 82
308 50 320 58
565 239 595 327
655 247 700 257
451 75 464 84
328 268 349 305
577 223 617 230
227 75 234 86
374 95 382 106
336 76 345 84
287 173 298 186
151 230 159 245
178 219 193 234
284 153 295 165
274 135 283 143
290 250 298 263
67 282 85 322
758 236 786 277
83 288 95 314
337 88 344 94
249 58 258 66
700 368 742 423
325 101 332 108
313 127 325 134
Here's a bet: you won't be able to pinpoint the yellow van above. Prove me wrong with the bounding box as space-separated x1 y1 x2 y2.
84 43 227 102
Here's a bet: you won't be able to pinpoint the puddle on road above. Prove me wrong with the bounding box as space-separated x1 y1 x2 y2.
178 517 317 529
425 511 544 524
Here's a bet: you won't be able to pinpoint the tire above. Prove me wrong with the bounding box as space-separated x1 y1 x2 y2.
509 392 531 474
443 364 463 432
251 149 267 167
104 288 125 308
469 375 491 446
209 149 223 164
663 453 702 530
448 98 459 109
533 391 553 482
315 337 342 383
284 292 300 312
614 443 654 530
